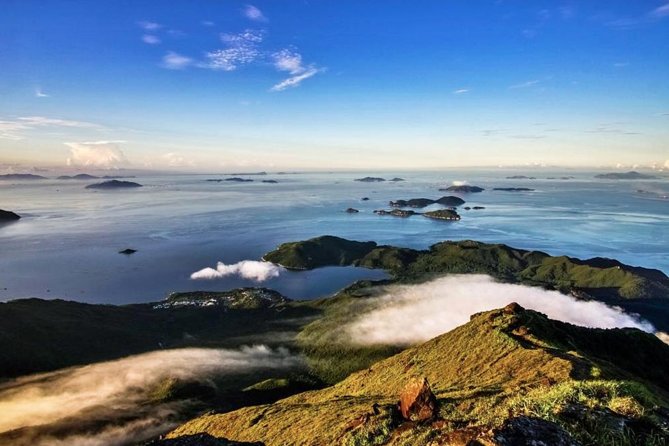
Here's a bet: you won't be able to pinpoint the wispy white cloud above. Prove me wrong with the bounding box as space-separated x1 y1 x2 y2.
65 140 129 168
270 49 323 91
453 88 469 94
191 260 283 282
34 87 49 98
243 4 267 22
162 51 193 70
509 79 540 89
202 20 215 27
651 2 669 18
270 67 322 92
142 34 160 45
138 21 161 31
0 116 100 140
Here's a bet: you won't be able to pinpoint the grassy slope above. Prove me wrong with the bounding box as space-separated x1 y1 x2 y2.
167 305 669 446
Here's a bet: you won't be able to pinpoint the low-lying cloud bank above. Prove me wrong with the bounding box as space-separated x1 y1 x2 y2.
0 345 301 446
346 275 655 345
190 260 283 282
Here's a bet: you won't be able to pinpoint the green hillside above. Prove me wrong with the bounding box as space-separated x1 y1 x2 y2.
167 304 669 446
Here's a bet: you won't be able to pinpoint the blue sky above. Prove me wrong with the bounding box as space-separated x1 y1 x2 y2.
1 0 668 171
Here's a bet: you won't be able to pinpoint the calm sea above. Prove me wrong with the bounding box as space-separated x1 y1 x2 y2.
1 170 667 304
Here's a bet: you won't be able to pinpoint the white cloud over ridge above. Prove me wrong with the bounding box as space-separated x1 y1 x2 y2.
65 140 129 168
0 346 301 446
345 275 655 345
191 260 283 282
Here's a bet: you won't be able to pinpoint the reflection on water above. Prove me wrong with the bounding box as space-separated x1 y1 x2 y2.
0 170 667 304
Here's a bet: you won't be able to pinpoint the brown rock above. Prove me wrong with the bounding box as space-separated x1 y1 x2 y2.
398 377 438 421
503 302 524 315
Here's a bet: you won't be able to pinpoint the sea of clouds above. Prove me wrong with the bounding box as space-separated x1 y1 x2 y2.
0 345 301 446
345 275 655 345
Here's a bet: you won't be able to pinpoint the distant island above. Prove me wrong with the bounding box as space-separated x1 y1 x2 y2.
226 171 267 176
225 177 254 182
493 187 535 192
355 177 386 182
440 185 485 193
595 171 658 180
389 177 405 182
390 196 465 208
0 209 21 221
57 174 99 180
505 175 536 179
0 173 46 180
85 180 143 189
262 179 279 184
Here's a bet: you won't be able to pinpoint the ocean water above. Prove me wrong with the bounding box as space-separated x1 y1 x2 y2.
0 170 667 304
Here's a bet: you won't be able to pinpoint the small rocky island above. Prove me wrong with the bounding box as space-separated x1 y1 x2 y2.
0 173 47 180
355 177 386 182
262 179 278 184
118 248 137 255
440 185 485 193
375 208 461 220
345 208 360 213
506 175 536 180
493 187 535 192
390 196 465 208
423 209 461 220
57 174 99 180
595 171 658 180
389 177 405 182
225 177 254 182
85 180 143 189
0 209 21 221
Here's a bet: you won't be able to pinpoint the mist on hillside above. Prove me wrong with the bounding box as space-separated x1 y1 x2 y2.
0 345 302 446
346 275 655 345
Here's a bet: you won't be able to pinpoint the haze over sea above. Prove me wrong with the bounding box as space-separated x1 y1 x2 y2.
1 169 667 304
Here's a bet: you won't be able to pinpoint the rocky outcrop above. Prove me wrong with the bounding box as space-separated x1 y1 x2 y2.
440 185 484 193
423 209 461 220
430 417 580 446
390 196 465 208
86 180 143 189
355 177 386 182
398 377 438 422
0 209 21 221
374 209 417 217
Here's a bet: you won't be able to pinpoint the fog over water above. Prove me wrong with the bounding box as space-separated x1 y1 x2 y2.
1 170 667 304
